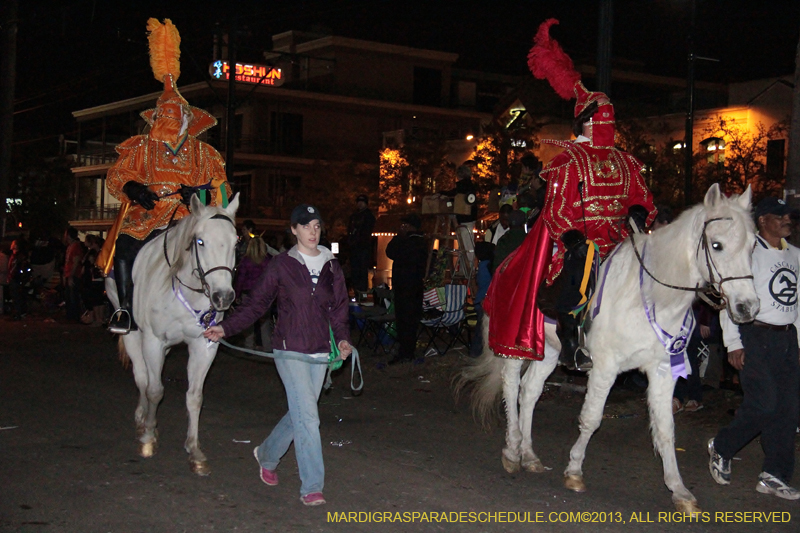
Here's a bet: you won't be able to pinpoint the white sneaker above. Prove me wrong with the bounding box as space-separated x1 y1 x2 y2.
756 472 800 501
708 439 731 485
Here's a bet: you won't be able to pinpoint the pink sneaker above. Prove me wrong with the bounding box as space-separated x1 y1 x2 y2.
300 492 326 506
253 447 278 486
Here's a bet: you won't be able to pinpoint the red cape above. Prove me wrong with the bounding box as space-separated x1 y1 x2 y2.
484 217 553 360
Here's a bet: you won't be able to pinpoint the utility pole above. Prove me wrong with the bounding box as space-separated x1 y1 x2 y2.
684 0 696 207
0 0 18 237
596 0 614 95
225 16 237 181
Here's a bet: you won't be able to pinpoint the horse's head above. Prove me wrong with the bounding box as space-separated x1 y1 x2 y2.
189 193 240 311
697 183 759 323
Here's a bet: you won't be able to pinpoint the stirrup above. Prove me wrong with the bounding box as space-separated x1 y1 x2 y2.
108 308 132 335
573 347 593 372
558 348 593 372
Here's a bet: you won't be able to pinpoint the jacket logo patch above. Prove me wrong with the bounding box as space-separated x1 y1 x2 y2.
769 267 797 307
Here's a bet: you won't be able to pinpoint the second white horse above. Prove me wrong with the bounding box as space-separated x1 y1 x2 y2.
461 184 758 513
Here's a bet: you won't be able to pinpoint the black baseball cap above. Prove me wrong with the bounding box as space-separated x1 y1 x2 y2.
290 204 323 226
400 213 421 229
356 194 368 204
754 197 791 219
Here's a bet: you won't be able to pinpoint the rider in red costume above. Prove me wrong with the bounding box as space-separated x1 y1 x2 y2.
484 19 656 370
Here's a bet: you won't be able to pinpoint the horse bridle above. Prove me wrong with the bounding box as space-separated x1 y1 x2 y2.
631 217 754 310
165 213 237 299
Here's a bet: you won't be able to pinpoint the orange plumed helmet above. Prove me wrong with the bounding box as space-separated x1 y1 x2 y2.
141 18 217 142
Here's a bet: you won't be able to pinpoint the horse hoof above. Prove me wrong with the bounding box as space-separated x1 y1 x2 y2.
501 454 520 473
522 458 547 473
564 474 586 492
674 499 701 516
190 460 211 476
139 441 157 458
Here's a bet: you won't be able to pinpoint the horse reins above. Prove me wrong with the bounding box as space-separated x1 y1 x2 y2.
190 214 237 299
631 216 754 310
162 207 237 299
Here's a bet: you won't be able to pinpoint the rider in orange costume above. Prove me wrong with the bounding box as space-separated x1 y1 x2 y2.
104 19 230 334
484 19 656 369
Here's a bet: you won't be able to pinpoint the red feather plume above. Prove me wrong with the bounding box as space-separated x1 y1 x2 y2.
527 19 581 101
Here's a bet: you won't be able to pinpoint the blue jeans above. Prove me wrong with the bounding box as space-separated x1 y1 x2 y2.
254 352 328 495
469 302 484 357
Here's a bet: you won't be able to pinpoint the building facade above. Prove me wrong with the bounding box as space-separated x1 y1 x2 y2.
68 31 509 238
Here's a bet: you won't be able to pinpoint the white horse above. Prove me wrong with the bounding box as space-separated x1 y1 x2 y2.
107 194 240 475
461 184 758 513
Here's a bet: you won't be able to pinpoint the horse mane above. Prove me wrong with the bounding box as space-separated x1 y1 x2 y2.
633 188 753 311
164 210 200 280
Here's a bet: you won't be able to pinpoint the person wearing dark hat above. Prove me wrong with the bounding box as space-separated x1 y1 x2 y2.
205 203 352 506
385 213 428 364
348 195 376 301
708 196 800 500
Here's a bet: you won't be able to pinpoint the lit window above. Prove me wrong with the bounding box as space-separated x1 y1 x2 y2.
701 137 725 165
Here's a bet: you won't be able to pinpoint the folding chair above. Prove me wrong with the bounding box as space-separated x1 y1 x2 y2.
363 287 397 354
349 303 372 348
418 283 470 356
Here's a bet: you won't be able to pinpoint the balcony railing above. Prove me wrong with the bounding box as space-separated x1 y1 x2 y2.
71 206 121 221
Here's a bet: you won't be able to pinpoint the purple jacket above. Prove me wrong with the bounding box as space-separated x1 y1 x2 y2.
221 245 351 354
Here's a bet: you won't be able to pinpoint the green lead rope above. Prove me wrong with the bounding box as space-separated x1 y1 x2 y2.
218 338 363 393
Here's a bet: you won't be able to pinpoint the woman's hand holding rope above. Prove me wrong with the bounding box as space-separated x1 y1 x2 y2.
338 340 352 360
204 325 225 342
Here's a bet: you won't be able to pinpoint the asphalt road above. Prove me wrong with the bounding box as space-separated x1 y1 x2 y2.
1 315 798 532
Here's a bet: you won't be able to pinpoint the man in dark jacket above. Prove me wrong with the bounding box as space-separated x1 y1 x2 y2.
386 214 428 364
348 195 376 300
493 210 527 273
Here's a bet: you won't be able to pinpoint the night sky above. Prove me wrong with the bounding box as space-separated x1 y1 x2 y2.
11 0 800 151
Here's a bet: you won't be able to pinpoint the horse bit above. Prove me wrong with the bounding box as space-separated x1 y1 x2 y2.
631 217 754 310
163 213 237 328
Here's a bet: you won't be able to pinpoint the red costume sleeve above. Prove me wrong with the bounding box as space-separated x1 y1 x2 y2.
541 150 579 243
621 153 657 226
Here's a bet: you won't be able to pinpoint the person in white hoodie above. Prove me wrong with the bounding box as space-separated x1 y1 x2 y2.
708 196 800 500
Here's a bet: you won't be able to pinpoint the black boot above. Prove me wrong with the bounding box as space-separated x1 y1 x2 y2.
108 258 138 334
556 313 592 371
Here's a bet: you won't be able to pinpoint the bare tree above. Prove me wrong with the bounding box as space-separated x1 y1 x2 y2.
696 117 787 200
787 25 800 209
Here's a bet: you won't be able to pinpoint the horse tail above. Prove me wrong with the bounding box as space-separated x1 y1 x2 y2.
454 314 505 428
117 336 131 369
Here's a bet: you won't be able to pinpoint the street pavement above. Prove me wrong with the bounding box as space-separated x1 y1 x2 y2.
1 315 798 532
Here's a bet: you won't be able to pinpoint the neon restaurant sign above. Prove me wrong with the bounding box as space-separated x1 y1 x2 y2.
209 61 284 87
